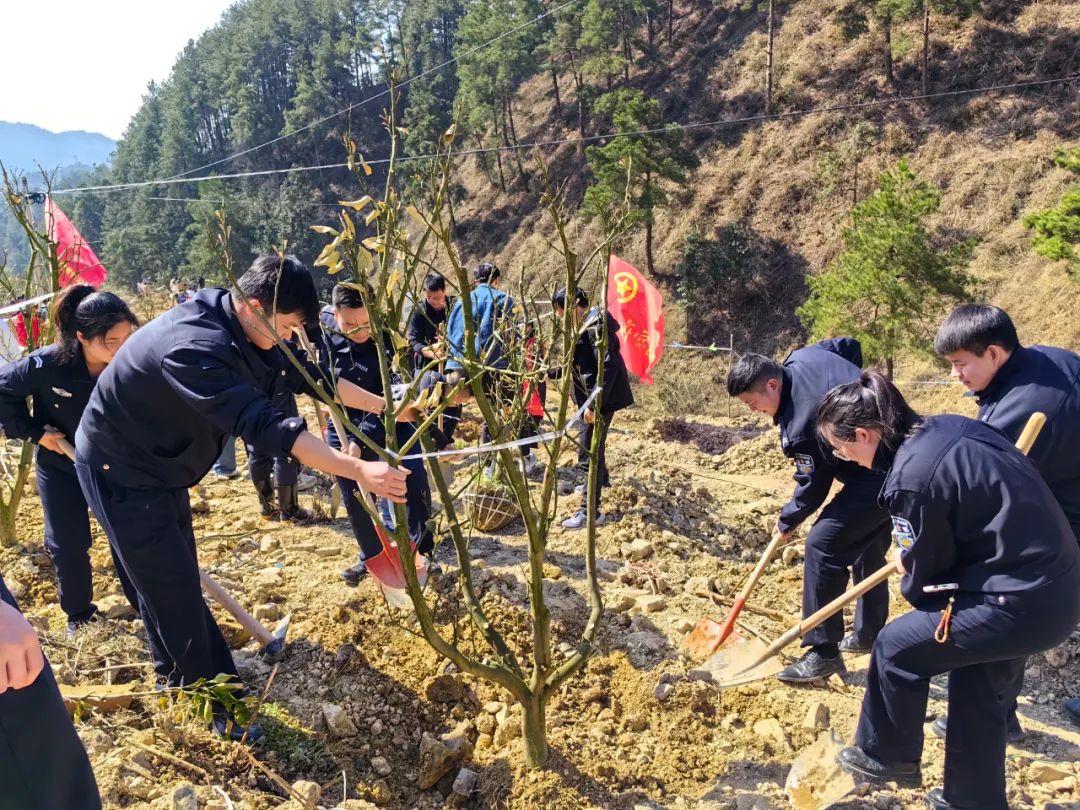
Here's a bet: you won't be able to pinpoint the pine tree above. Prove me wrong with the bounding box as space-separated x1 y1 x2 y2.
1023 147 1080 279
798 160 973 378
582 89 698 277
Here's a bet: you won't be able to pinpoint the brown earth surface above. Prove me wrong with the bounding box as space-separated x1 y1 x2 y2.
2 397 1078 810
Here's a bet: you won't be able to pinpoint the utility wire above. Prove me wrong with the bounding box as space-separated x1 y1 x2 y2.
163 0 580 182
51 74 1078 197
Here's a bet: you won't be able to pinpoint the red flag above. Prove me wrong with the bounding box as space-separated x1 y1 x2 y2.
606 255 664 384
45 198 107 288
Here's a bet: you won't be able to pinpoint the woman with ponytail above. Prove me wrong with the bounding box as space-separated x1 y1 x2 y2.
818 371 1080 810
0 284 139 632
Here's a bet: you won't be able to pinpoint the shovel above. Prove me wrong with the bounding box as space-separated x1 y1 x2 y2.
686 529 788 658
702 560 896 687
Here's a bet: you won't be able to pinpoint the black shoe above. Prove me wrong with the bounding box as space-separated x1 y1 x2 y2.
930 714 1026 743
253 477 276 517
836 745 922 788
777 648 846 684
925 788 960 809
341 561 368 587
65 611 99 637
212 712 263 742
839 633 875 654
1064 698 1080 728
274 484 311 522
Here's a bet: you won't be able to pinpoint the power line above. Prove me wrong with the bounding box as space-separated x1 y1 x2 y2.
164 0 580 182
51 73 1078 197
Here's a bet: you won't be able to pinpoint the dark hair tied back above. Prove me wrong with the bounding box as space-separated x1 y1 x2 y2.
50 284 139 363
816 370 921 451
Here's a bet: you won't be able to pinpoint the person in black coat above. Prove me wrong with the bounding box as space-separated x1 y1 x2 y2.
318 283 434 587
0 571 101 809
0 285 139 632
933 303 1080 735
818 372 1080 810
405 272 461 442
727 341 891 682
549 288 634 530
74 256 408 740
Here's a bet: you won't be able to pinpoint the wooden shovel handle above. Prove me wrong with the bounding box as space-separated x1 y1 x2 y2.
715 531 788 641
1015 411 1046 456
57 437 77 461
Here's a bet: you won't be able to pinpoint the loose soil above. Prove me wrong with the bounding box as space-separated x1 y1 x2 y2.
2 402 1077 810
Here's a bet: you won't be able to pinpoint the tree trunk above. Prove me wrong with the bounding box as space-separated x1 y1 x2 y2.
921 2 930 96
886 356 894 381
646 218 656 277
647 11 655 51
505 96 527 181
0 442 33 547
551 69 563 118
765 0 775 115
491 107 508 192
883 16 894 85
623 33 632 84
668 0 675 43
521 693 548 768
395 15 410 79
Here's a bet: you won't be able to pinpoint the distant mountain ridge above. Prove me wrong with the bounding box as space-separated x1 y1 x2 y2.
0 122 115 173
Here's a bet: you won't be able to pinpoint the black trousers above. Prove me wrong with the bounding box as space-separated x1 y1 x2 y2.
246 445 298 486
330 419 432 561
577 416 612 510
76 463 237 687
857 571 1080 809
0 576 101 810
37 457 137 624
801 485 891 648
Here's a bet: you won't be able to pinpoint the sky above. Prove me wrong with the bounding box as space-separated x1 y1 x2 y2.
0 0 238 140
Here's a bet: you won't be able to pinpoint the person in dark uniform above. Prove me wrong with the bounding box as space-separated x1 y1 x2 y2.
406 272 461 443
548 288 634 530
322 283 434 586
74 256 408 739
819 372 1080 810
0 571 101 810
726 340 891 682
0 285 139 632
932 303 1080 738
246 349 311 523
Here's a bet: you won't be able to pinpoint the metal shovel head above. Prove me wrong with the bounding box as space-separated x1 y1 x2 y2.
684 617 728 659
785 728 856 810
700 635 785 687
365 525 428 611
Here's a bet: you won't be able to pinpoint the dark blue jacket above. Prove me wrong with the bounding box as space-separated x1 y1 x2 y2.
974 345 1080 541
76 289 313 489
405 297 453 373
553 308 634 415
0 344 95 469
775 341 883 533
317 330 399 440
445 284 514 372
878 414 1078 609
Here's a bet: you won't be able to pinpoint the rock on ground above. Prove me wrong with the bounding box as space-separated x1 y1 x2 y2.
323 703 358 738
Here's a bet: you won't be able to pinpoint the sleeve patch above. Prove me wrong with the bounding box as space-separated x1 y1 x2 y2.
891 516 916 550
794 453 815 475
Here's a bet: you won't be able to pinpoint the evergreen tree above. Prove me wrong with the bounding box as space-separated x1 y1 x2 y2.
582 89 698 277
798 160 973 378
1023 147 1080 280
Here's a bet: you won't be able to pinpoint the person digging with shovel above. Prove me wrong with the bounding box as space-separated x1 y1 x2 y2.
818 372 1080 810
933 303 1080 738
727 341 891 683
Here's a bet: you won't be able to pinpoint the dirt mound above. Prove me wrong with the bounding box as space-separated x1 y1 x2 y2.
653 418 763 456
716 429 790 477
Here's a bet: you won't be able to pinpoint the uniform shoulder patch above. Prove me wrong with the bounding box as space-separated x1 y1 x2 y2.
794 453 815 475
891 516 916 550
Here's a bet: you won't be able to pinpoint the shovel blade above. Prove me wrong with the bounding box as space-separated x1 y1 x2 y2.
684 618 727 659
785 728 856 810
701 636 785 687
366 526 428 611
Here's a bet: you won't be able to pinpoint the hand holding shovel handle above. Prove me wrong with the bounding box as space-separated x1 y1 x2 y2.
731 410 1048 679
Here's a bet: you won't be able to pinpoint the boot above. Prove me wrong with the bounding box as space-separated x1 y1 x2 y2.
275 484 311 522
253 477 276 518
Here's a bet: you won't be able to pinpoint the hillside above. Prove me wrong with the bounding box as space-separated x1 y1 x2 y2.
0 121 114 172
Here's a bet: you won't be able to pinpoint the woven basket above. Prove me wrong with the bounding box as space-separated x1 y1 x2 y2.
463 488 520 532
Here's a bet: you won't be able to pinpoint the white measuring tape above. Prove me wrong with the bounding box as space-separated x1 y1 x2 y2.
390 388 600 462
